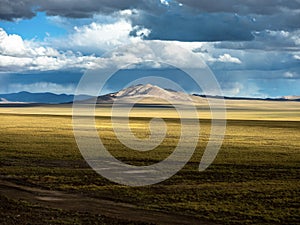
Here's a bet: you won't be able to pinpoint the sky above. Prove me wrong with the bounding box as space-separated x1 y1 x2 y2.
0 0 299 97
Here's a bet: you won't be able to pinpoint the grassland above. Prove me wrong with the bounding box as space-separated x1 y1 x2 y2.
0 100 299 224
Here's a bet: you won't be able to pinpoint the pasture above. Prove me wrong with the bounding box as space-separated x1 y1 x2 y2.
0 100 299 224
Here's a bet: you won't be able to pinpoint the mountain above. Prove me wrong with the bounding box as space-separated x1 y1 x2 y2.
93 84 195 104
0 97 27 104
0 98 10 104
114 84 170 98
0 92 91 104
114 84 190 101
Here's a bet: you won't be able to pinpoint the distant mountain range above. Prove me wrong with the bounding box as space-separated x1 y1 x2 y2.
0 85 299 104
193 94 300 102
0 91 91 104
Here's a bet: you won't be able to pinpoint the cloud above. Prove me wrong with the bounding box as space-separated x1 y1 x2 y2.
49 19 147 55
1 0 299 21
210 50 300 72
130 10 256 42
0 0 162 20
160 0 169 6
0 27 105 72
7 82 76 94
215 30 300 51
0 27 208 73
220 82 247 97
3 24 298 76
176 0 300 15
284 72 294 78
216 80 264 98
283 71 299 79
0 0 36 21
216 54 241 64
129 5 300 42
1 1 299 43
215 69 299 97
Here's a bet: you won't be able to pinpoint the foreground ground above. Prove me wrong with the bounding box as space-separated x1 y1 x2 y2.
0 100 299 224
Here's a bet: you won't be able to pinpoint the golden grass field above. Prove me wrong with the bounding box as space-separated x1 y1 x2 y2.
0 99 299 224
1 98 299 121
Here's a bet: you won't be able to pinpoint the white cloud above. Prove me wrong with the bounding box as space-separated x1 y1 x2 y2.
0 31 27 56
0 28 109 72
49 20 146 54
160 0 169 6
221 81 263 97
294 55 300 60
103 41 208 69
217 53 242 64
265 29 300 48
180 43 244 65
284 71 297 78
7 82 76 94
290 31 300 45
216 29 300 51
223 82 243 96
119 9 136 16
0 26 208 72
0 29 61 57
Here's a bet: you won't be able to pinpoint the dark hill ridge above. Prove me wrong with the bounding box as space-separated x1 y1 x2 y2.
193 94 300 102
0 91 91 104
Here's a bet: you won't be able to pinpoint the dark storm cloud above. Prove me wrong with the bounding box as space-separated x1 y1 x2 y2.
2 0 300 20
0 0 162 20
215 30 300 51
1 0 300 42
130 12 256 41
176 0 300 15
130 8 300 42
38 0 164 18
0 0 36 21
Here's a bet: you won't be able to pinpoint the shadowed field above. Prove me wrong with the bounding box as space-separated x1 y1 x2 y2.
0 100 299 224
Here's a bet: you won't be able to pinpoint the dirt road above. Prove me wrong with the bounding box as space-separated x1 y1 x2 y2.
0 179 217 225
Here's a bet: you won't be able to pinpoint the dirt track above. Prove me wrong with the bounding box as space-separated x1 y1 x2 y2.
0 179 217 225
